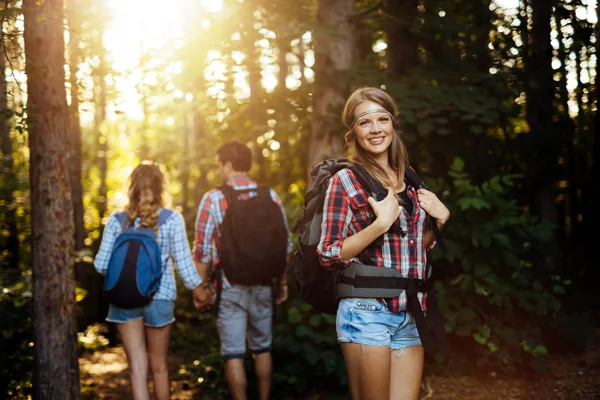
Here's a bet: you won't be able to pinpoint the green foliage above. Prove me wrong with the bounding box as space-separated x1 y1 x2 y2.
270 298 347 395
0 279 33 399
431 158 561 371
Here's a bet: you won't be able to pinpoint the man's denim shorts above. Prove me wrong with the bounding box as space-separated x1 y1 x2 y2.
106 299 175 328
336 298 422 351
216 285 272 360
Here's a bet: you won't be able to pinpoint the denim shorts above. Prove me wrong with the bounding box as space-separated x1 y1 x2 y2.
216 285 272 360
106 299 175 328
336 298 422 351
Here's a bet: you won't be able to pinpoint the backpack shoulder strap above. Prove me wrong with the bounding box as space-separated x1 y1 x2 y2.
403 166 448 255
218 185 237 204
114 212 128 224
404 166 427 190
157 209 174 227
345 162 387 200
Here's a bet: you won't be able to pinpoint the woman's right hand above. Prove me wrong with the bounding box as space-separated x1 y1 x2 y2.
367 188 401 233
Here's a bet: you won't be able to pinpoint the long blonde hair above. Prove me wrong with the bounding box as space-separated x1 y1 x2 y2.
124 162 165 228
342 87 409 190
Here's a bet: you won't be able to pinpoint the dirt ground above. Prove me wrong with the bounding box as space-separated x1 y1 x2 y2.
79 331 600 400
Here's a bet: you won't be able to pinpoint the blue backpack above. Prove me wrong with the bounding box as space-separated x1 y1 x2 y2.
103 209 173 309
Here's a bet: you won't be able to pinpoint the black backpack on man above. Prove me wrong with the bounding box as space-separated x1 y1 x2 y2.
292 159 450 353
214 185 289 314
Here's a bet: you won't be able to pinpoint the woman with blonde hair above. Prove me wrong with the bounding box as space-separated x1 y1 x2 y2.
94 162 208 400
317 87 450 400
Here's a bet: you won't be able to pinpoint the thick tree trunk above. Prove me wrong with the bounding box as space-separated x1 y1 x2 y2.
386 0 418 77
67 0 85 251
23 0 80 398
0 29 20 279
307 0 355 174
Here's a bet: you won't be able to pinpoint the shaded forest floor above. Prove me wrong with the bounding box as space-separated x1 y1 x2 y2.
80 330 600 400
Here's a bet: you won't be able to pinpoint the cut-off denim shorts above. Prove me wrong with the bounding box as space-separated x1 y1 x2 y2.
336 298 422 351
106 299 175 328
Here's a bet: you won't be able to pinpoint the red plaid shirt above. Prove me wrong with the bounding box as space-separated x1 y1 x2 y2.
317 168 432 312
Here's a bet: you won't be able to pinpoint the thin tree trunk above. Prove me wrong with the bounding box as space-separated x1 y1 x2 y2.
23 0 80 398
67 0 85 250
181 101 191 216
526 0 559 268
556 8 579 240
0 29 20 279
592 1 600 236
307 0 355 175
95 51 108 222
386 0 418 77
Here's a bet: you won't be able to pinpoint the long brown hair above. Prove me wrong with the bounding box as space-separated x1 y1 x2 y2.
342 87 409 190
124 162 165 228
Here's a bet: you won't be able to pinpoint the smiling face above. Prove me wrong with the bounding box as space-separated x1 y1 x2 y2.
352 101 394 163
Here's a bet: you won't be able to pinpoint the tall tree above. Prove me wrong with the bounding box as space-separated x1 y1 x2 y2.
386 0 419 77
67 0 85 250
525 0 559 267
0 27 20 279
23 0 80 398
593 0 600 234
307 0 356 172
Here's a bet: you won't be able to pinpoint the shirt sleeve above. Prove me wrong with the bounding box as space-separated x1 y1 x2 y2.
93 214 121 276
269 189 293 255
193 192 217 264
170 212 202 289
316 174 353 269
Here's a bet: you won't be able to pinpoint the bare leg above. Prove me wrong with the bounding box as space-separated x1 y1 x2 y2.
146 324 172 400
225 358 247 400
117 319 149 400
341 343 391 400
389 345 424 400
254 352 272 400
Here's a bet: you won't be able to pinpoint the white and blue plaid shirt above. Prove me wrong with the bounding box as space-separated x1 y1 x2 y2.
94 209 202 301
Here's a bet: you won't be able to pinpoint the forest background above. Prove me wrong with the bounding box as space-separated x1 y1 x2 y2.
0 0 599 398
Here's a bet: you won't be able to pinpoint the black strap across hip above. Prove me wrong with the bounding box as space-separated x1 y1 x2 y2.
337 263 450 355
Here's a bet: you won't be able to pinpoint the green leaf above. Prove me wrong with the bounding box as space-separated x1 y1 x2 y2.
309 315 322 327
473 333 487 344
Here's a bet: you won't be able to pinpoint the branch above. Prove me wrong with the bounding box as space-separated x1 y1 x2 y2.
349 1 384 22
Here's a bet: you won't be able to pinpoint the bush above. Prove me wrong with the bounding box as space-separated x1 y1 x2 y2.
430 158 562 371
0 279 33 399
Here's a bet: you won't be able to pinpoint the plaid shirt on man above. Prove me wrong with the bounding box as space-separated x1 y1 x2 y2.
317 168 433 312
193 175 293 290
94 210 202 301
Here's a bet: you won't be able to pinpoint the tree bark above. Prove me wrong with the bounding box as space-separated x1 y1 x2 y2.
525 0 559 268
592 0 600 235
95 49 108 222
0 29 20 279
67 0 85 251
23 0 80 398
307 0 355 174
386 0 418 77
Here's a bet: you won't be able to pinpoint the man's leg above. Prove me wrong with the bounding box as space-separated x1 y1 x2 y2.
216 286 249 400
248 286 273 400
224 358 247 400
253 351 272 400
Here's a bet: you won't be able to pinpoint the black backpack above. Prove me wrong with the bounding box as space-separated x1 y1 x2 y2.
292 159 446 315
214 185 289 312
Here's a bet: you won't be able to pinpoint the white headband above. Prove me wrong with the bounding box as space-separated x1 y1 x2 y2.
350 109 394 128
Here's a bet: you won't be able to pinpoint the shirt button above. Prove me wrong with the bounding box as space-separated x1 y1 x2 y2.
409 221 413 225
409 240 414 244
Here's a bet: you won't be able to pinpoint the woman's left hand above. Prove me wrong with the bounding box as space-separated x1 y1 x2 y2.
417 189 450 224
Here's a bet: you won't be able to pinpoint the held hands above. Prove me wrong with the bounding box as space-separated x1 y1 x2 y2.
417 188 450 224
275 282 288 305
193 283 214 312
367 188 402 233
